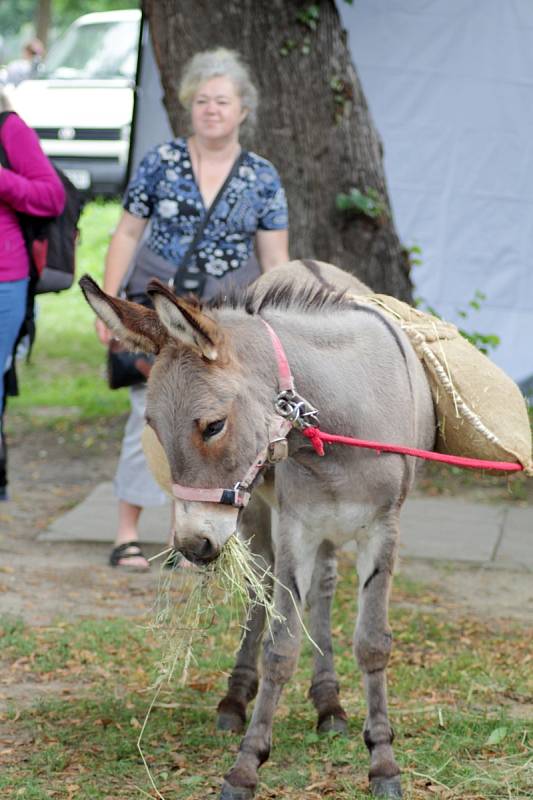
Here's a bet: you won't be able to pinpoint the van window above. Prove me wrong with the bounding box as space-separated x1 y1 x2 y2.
39 20 139 80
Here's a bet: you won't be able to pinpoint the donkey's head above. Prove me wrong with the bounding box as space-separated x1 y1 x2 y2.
80 275 276 564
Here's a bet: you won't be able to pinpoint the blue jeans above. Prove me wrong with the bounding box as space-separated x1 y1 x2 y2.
0 278 28 417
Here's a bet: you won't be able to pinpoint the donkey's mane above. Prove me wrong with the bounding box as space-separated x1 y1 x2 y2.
208 280 353 316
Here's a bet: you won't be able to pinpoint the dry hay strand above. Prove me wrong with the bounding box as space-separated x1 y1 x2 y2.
148 534 319 689
148 535 280 688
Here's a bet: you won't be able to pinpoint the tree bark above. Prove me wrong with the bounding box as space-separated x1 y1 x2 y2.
143 0 412 300
35 0 52 49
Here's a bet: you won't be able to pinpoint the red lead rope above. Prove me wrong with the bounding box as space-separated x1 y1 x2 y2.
302 426 524 472
259 318 525 474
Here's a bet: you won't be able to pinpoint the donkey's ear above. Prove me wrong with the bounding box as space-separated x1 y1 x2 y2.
147 279 220 361
79 275 168 354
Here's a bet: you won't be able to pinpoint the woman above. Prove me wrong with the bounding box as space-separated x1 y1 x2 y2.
0 90 66 500
96 48 289 570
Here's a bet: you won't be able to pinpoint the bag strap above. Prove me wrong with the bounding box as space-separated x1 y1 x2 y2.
169 148 247 293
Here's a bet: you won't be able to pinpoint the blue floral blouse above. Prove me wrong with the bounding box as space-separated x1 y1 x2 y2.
123 137 288 279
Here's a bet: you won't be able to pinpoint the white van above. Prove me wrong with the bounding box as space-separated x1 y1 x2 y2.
11 9 141 196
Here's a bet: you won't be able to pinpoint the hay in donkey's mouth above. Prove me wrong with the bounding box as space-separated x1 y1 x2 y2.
149 533 319 688
149 533 285 687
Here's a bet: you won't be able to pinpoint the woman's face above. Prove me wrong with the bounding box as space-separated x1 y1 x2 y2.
191 75 246 142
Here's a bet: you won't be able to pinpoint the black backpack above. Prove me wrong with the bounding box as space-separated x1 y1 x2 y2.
0 110 84 294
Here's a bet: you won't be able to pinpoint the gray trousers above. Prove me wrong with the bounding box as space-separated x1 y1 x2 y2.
114 384 169 507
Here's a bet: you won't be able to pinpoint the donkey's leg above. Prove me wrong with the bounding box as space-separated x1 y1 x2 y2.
221 527 316 800
307 541 348 735
217 496 274 734
355 516 402 799
216 601 267 734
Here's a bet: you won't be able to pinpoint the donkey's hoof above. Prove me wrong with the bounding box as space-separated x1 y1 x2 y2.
220 780 255 800
370 776 403 798
217 710 246 734
317 713 349 736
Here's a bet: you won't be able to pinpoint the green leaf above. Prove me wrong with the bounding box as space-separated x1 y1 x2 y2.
182 775 204 785
485 726 508 746
297 4 320 30
335 188 384 218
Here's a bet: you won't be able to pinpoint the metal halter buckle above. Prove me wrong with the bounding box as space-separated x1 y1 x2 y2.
274 389 319 430
267 437 289 463
219 482 250 507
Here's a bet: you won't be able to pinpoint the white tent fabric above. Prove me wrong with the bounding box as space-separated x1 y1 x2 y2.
339 0 533 382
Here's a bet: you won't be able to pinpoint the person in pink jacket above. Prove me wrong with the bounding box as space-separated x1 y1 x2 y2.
0 89 65 500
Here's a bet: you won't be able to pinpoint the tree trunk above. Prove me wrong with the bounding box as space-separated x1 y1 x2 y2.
143 0 412 300
35 0 52 49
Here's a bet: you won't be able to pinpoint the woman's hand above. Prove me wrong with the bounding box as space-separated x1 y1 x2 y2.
95 317 113 346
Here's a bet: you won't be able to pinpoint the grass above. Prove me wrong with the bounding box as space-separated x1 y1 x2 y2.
1 566 531 799
10 199 129 421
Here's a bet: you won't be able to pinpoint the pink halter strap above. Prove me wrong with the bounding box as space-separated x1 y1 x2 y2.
171 318 294 508
260 319 294 393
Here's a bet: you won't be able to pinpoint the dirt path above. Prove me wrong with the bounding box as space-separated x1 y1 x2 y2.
1 414 162 625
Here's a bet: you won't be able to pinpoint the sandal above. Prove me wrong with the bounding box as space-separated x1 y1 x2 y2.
109 541 150 571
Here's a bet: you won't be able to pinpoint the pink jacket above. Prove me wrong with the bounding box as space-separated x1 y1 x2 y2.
0 113 66 282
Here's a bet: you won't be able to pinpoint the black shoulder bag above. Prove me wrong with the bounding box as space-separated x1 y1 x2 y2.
107 150 246 390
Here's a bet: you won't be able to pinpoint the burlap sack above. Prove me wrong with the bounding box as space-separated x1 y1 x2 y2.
350 294 533 474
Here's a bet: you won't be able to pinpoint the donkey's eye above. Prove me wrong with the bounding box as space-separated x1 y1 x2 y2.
202 419 226 441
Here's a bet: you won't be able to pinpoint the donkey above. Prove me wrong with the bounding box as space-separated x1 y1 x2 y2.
80 260 436 799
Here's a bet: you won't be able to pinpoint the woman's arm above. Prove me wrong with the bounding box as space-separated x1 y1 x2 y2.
103 211 148 295
95 210 148 344
0 114 65 216
255 228 289 272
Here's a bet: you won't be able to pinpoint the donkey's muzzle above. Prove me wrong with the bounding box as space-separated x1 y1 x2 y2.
178 536 220 566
